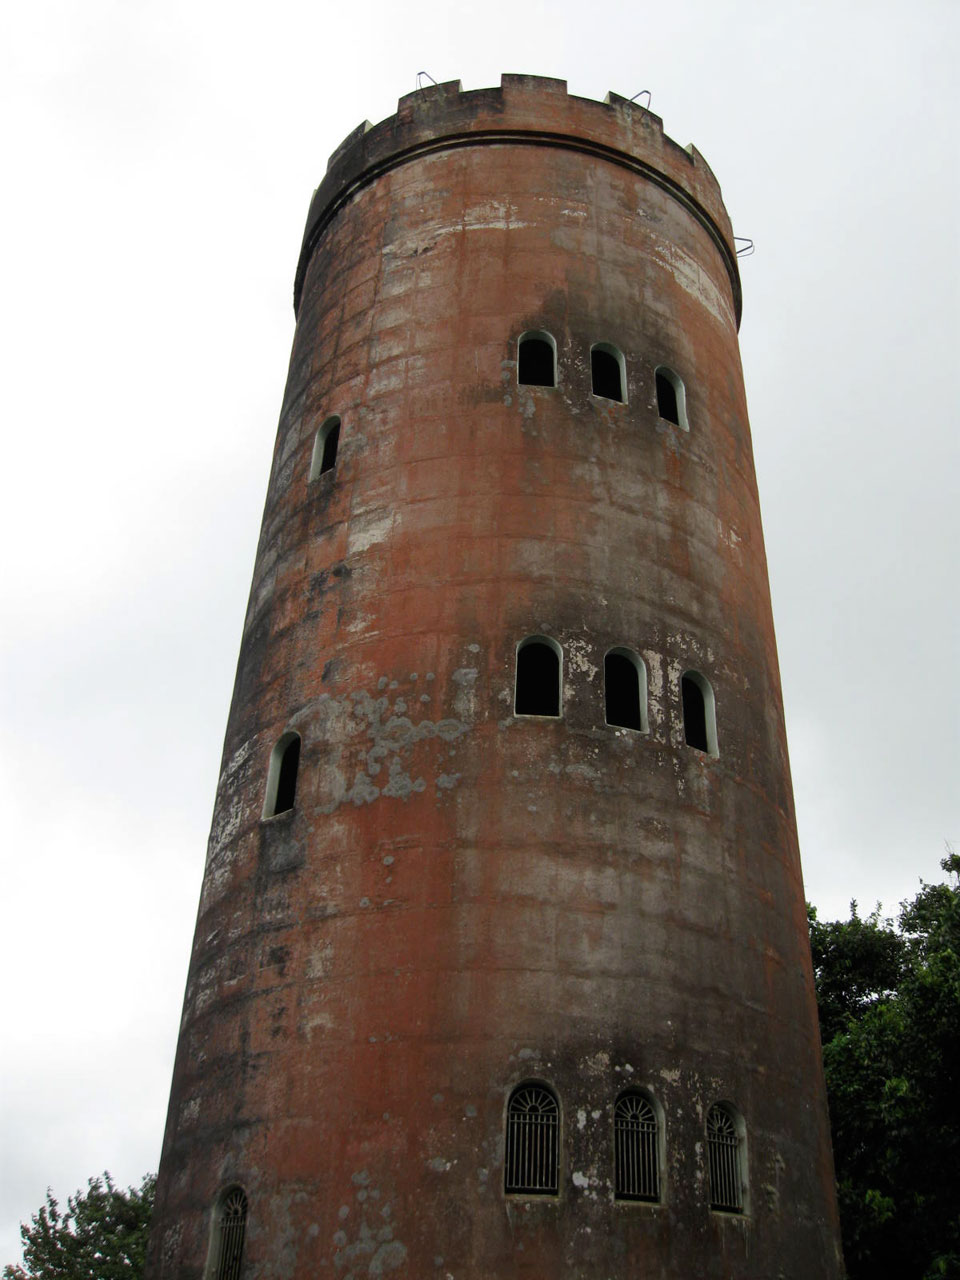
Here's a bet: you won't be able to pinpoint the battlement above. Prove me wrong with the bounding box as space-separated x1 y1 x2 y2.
295 73 740 321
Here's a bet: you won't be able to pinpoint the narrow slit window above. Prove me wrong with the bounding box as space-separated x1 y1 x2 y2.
614 1092 660 1202
515 637 562 717
591 344 625 402
309 415 341 481
211 1186 247 1280
681 670 718 756
518 332 557 388
605 649 647 732
263 731 301 818
707 1104 744 1213
504 1084 559 1195
655 367 688 429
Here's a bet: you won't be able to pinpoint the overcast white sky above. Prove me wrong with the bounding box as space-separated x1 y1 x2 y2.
1 0 957 1265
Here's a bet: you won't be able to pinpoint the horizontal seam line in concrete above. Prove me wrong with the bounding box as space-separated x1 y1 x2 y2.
294 130 742 327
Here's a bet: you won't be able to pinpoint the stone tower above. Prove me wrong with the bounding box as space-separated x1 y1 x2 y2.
147 75 844 1278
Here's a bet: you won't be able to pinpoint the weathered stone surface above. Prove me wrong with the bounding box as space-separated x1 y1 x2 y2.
147 74 844 1279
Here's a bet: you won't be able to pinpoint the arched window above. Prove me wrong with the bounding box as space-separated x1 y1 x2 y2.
504 1083 559 1195
681 670 718 756
518 331 557 388
614 1091 661 1202
263 731 301 818
706 1104 745 1213
655 367 688 430
515 636 562 717
604 648 648 732
208 1185 247 1280
591 343 626 402
309 415 341 481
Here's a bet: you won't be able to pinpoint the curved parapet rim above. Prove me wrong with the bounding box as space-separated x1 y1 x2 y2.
294 75 743 327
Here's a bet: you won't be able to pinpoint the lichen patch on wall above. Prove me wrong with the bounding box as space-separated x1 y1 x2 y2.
305 683 472 815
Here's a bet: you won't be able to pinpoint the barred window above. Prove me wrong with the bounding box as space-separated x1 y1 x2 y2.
614 1091 660 1202
504 1084 560 1195
211 1186 247 1280
707 1104 744 1213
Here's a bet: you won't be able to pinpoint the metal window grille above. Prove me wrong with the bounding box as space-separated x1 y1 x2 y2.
504 1085 559 1195
214 1188 248 1280
707 1106 743 1212
614 1093 660 1202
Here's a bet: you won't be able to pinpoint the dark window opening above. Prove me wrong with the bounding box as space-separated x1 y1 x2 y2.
213 1187 247 1280
320 421 339 474
269 735 300 816
591 347 624 401
605 651 643 730
614 1092 660 1202
681 674 708 752
505 1084 559 1195
515 640 561 717
310 415 341 482
707 1106 743 1213
518 336 556 387
656 369 680 424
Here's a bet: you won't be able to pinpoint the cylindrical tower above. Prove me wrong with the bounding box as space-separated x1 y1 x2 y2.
148 75 844 1278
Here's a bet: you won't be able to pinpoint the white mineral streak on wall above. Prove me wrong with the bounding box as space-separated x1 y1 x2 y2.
649 237 733 329
347 510 397 556
462 199 528 231
717 517 743 557
382 201 530 261
566 636 598 680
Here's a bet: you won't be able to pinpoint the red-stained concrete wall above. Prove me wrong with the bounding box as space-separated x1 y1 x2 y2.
147 75 844 1279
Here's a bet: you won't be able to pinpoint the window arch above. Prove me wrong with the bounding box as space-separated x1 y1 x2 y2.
515 636 562 718
604 648 648 732
681 670 718 756
504 1083 560 1195
591 343 626 402
655 366 688 430
207 1185 247 1280
614 1090 661 1202
263 730 301 818
518 331 557 388
706 1103 746 1213
309 415 341 481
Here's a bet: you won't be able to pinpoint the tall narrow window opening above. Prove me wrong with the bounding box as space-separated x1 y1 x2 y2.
614 1091 660 1202
655 367 688 429
518 332 557 388
681 670 718 756
263 731 301 818
605 649 648 732
210 1186 247 1280
707 1104 745 1213
309 415 341 481
591 343 626 402
504 1084 559 1195
515 636 562 717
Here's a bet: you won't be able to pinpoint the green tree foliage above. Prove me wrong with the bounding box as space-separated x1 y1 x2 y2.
809 852 960 1279
3 1173 155 1280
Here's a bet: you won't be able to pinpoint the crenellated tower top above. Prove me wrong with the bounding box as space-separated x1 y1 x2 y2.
294 73 741 323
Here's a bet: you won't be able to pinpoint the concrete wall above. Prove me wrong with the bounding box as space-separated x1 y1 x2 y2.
147 74 844 1279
